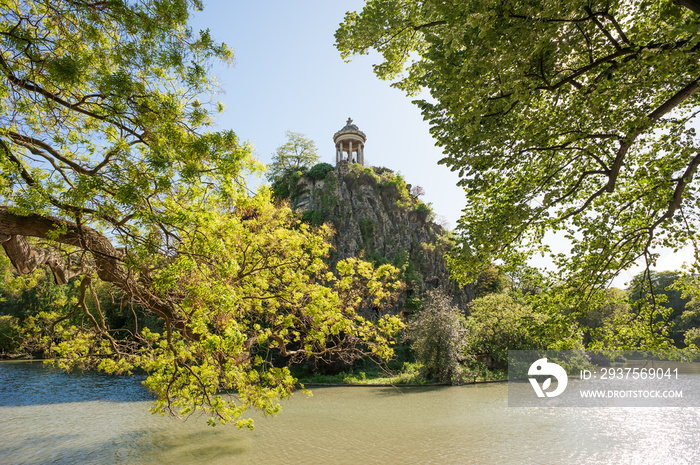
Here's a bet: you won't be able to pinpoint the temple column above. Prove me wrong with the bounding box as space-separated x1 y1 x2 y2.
333 118 366 166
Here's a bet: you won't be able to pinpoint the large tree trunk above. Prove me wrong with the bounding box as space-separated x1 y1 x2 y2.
0 207 124 284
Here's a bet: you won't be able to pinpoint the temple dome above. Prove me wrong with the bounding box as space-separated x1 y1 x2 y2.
333 118 366 166
333 118 366 143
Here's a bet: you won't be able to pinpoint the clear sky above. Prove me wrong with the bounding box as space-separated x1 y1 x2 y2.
190 0 465 228
190 0 691 287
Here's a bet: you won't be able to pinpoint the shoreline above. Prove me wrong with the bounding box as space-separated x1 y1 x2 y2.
300 379 508 388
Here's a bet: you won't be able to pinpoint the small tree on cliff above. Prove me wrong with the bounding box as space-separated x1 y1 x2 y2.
267 131 320 183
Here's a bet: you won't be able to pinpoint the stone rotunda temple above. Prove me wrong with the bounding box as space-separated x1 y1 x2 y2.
333 118 366 166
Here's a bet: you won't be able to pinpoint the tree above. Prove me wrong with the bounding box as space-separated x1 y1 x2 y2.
472 264 507 298
576 288 631 343
336 1 700 329
0 1 403 427
629 271 690 320
406 289 467 384
684 326 700 347
465 293 548 369
267 131 319 183
409 185 425 199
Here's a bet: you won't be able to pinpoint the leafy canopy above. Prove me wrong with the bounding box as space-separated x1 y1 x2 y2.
267 131 320 183
336 1 700 310
0 0 403 426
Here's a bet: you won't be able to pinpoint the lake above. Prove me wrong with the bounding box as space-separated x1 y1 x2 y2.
1 361 699 464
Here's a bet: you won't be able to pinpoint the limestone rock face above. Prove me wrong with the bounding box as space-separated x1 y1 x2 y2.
295 161 472 312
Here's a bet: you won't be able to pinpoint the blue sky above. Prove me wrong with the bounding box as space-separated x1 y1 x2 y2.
190 0 465 228
190 1 690 286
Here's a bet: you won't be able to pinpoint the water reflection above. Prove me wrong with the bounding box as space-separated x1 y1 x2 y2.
0 361 152 406
1 362 700 464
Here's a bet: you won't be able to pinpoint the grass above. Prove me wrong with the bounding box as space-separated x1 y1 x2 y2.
294 362 508 386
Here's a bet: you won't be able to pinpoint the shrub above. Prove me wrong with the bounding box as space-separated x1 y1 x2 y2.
377 173 413 208
406 290 468 384
347 163 380 186
271 169 307 202
473 264 507 298
307 162 334 180
684 327 700 348
414 201 434 222
372 166 394 176
405 297 423 311
301 209 324 226
359 217 375 248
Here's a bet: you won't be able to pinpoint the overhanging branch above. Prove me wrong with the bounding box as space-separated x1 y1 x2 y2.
0 207 195 340
674 0 700 15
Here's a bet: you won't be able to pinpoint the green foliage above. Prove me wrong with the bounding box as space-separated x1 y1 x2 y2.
311 172 339 224
300 209 324 227
378 172 412 206
684 327 700 348
336 0 700 335
406 290 468 384
347 163 381 187
293 170 338 228
388 249 423 298
413 201 434 222
267 131 319 183
271 177 292 200
359 217 375 248
0 1 404 427
1 0 244 221
371 166 394 176
405 297 423 311
0 315 21 353
501 264 546 296
676 298 700 332
271 169 307 203
307 162 334 181
465 293 547 369
0 259 75 321
0 256 162 355
630 271 690 321
624 270 691 346
40 195 404 426
577 288 631 344
472 264 507 299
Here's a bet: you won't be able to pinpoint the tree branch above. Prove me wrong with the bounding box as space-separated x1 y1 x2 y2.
0 207 195 340
0 54 145 143
585 6 621 50
607 77 700 193
673 0 700 15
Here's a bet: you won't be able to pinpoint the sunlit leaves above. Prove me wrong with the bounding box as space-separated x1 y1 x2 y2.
336 1 700 334
2 1 403 427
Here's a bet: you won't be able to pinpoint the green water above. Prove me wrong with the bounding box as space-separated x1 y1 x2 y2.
1 361 699 464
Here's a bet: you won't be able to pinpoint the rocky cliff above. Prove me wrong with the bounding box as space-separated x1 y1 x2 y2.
291 161 472 312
